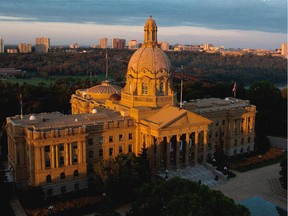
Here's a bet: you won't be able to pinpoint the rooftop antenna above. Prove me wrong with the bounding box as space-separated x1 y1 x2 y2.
105 49 108 80
20 94 23 119
180 65 184 108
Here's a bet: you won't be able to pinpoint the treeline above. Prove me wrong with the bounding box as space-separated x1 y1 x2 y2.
0 79 286 158
0 49 286 85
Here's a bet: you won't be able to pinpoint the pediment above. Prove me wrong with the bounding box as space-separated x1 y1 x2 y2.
143 105 212 130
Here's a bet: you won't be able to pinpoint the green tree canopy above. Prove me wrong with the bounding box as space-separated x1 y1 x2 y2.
128 177 249 216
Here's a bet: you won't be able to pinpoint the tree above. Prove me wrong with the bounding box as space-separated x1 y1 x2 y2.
128 178 249 216
248 81 287 152
93 152 152 203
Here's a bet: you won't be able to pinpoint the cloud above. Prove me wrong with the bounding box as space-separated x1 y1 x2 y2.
0 0 286 33
0 15 37 21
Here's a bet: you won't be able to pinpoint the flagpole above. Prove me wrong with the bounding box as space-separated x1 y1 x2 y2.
20 94 23 119
106 49 108 80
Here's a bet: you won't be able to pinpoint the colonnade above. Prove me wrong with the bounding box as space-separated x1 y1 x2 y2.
141 130 208 169
35 141 86 171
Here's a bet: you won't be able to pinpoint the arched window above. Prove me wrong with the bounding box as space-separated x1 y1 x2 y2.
159 82 164 95
74 170 79 177
46 175 52 183
142 82 148 95
60 172 65 179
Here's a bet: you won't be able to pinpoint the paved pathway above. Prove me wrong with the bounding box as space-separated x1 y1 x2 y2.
213 163 287 210
158 164 226 187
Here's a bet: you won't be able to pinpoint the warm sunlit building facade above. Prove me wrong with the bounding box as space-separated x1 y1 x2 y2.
0 38 4 53
18 43 32 53
6 17 256 196
100 38 108 49
111 38 126 49
35 37 50 53
128 40 138 49
281 43 287 58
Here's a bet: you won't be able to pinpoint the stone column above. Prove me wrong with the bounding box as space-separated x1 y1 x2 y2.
64 143 69 166
78 141 82 164
35 147 41 171
55 145 59 168
176 135 181 169
156 137 162 169
203 130 208 163
185 133 190 167
82 141 87 163
194 132 199 164
149 135 154 168
69 143 73 165
51 145 55 168
166 136 171 169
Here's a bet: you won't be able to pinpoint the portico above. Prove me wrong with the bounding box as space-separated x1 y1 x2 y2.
139 105 212 169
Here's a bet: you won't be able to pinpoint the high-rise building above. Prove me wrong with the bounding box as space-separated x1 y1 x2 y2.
35 37 50 53
70 43 80 49
18 43 32 53
111 38 126 49
100 38 108 49
128 40 138 49
159 41 169 51
281 43 287 58
0 38 4 53
6 17 256 197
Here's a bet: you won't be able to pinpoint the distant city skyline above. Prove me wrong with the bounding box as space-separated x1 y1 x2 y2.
0 0 287 50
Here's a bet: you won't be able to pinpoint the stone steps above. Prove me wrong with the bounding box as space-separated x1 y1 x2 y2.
267 178 287 199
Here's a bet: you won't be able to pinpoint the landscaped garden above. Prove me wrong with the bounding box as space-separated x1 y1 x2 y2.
227 148 286 172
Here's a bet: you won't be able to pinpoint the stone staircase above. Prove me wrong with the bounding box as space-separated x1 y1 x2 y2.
157 165 225 187
267 178 287 200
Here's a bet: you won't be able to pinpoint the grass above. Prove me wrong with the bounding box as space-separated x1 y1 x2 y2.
1 74 107 86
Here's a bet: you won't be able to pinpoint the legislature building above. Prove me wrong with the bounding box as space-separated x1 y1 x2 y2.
6 17 256 196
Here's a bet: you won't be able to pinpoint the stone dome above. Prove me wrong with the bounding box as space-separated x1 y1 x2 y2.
127 46 171 75
87 80 122 95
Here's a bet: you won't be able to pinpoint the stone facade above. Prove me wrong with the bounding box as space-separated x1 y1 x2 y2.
6 17 256 196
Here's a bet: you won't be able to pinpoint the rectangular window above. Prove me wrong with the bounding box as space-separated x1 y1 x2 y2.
128 144 132 153
59 156 64 166
72 142 78 149
73 155 78 164
88 150 93 159
99 149 103 157
99 137 103 144
119 134 123 141
222 120 225 125
45 146 50 153
45 160 51 168
109 147 113 156
216 120 219 126
109 136 113 143
59 144 64 151
119 146 123 153
128 133 133 140
88 138 93 145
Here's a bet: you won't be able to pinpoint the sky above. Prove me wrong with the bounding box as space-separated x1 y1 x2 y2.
0 0 287 49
